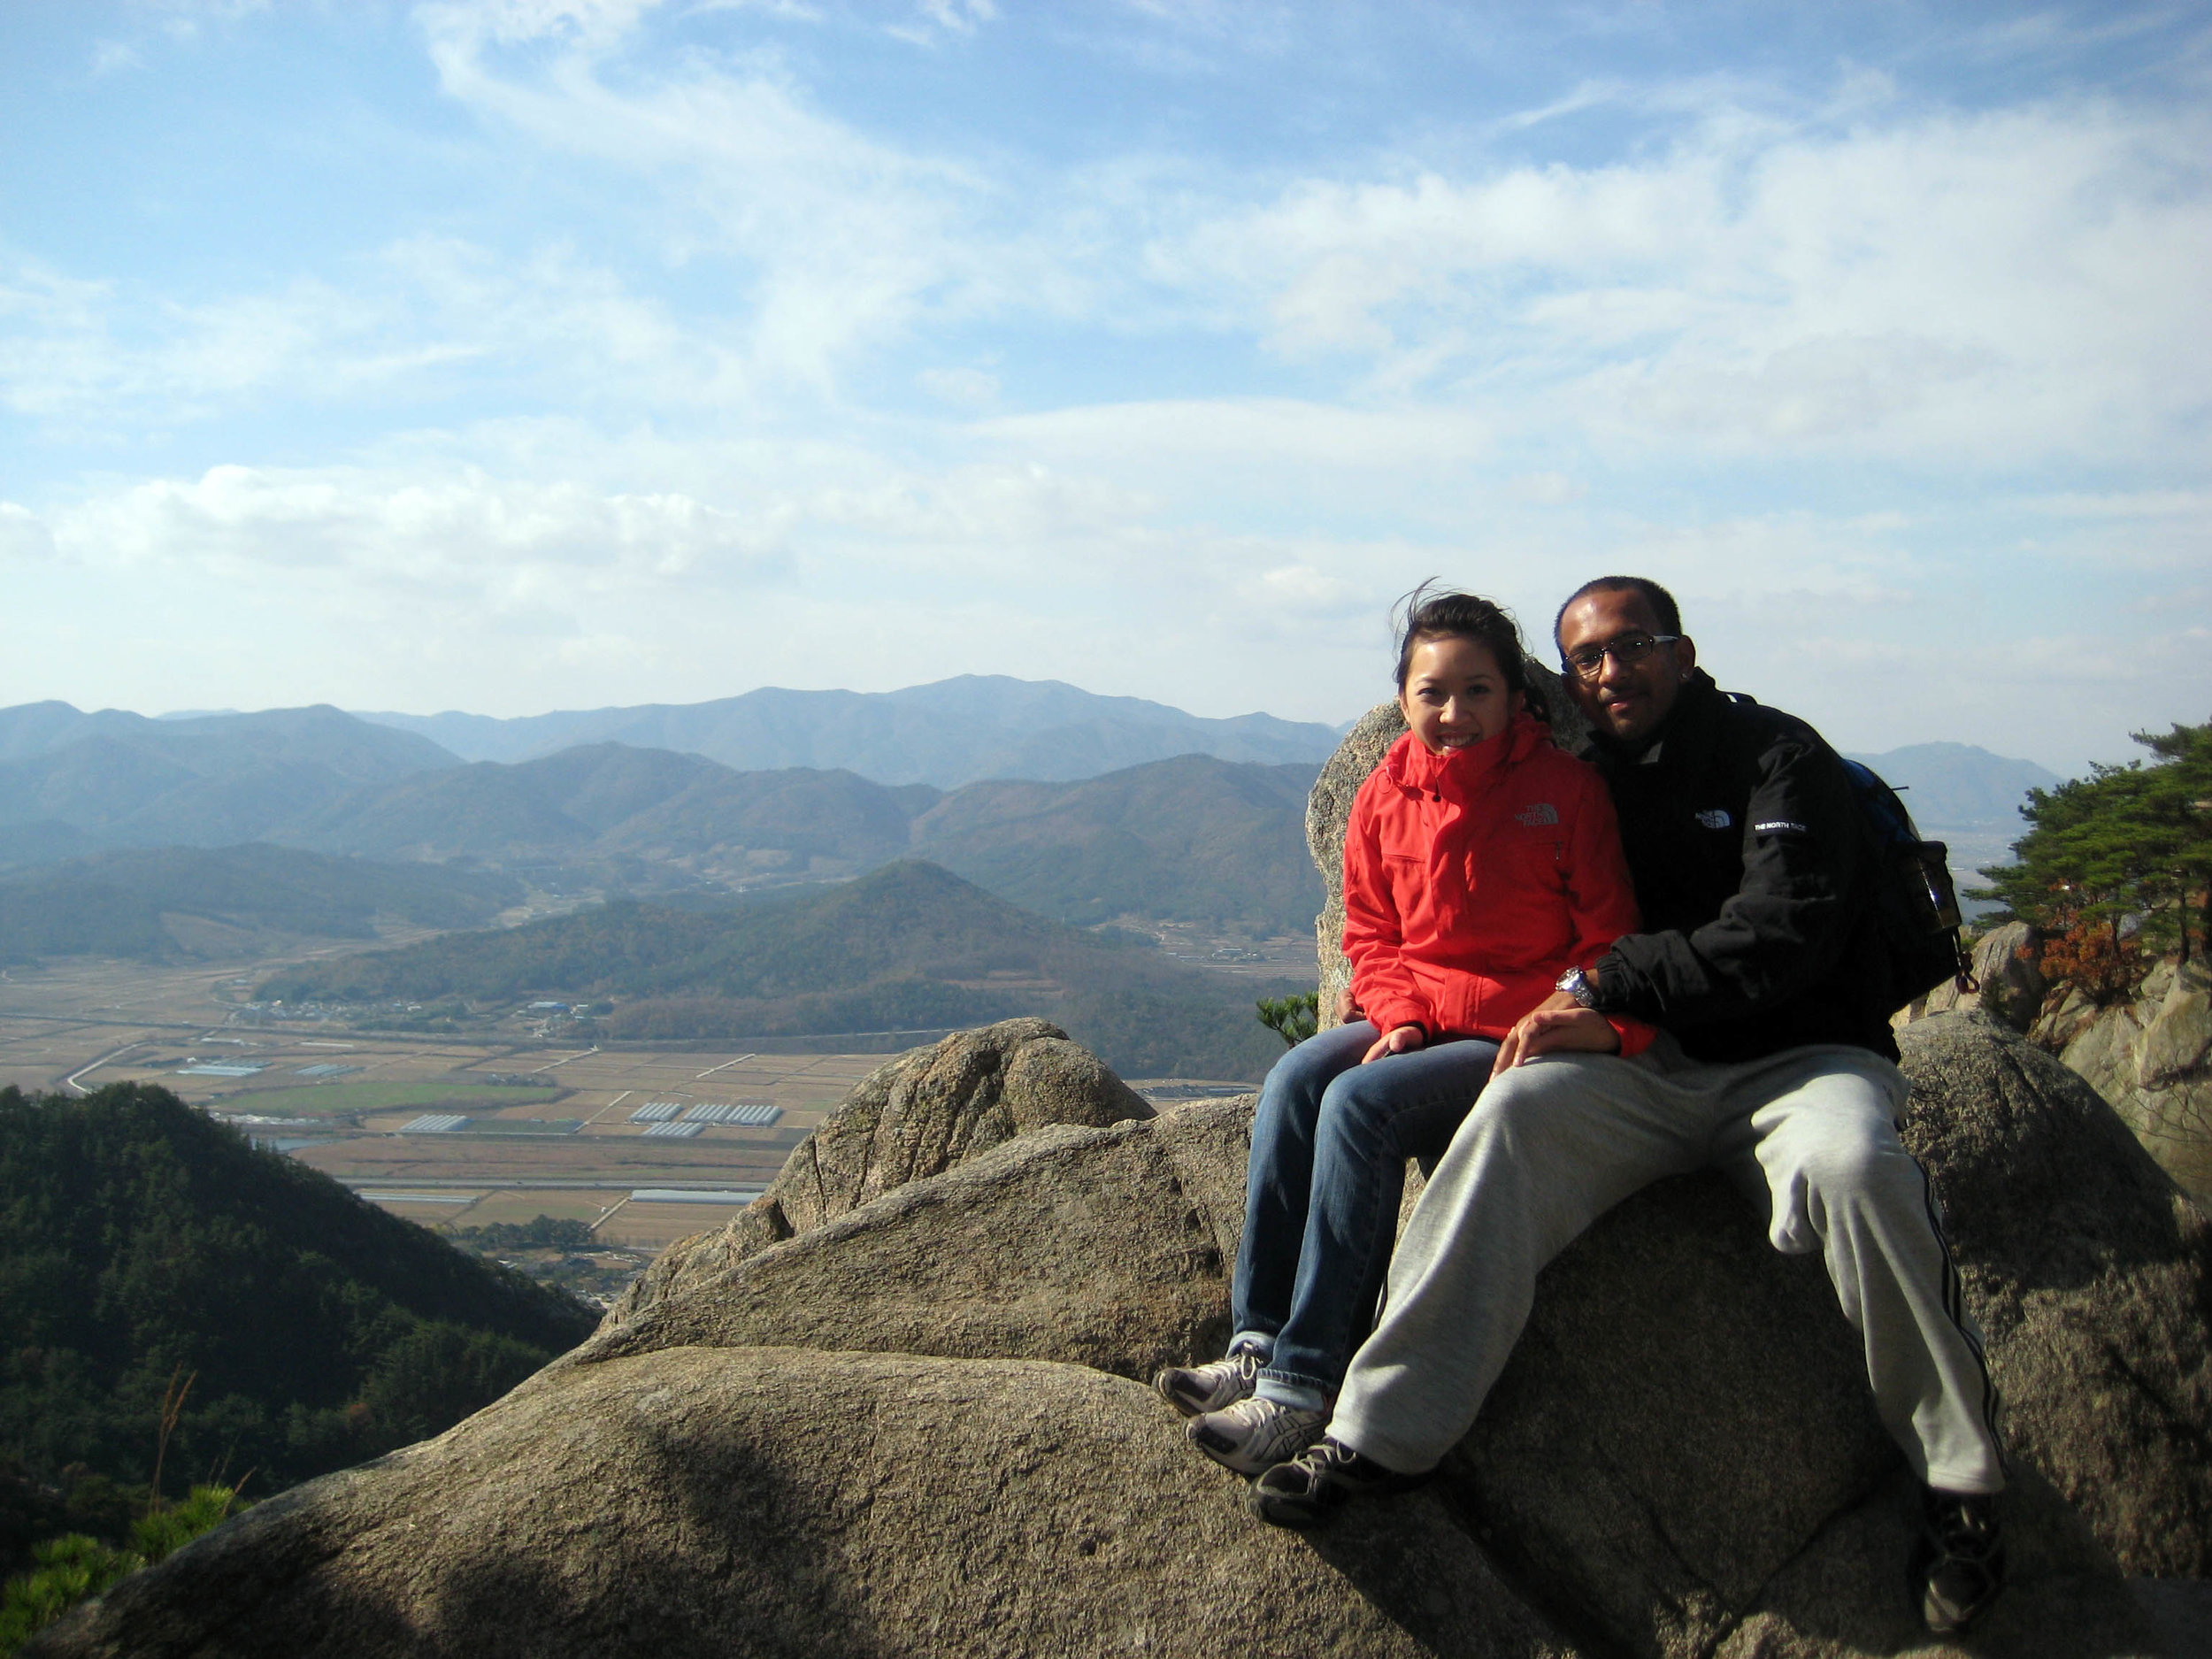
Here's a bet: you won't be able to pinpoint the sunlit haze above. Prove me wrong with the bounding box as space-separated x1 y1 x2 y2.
4 0 2208 773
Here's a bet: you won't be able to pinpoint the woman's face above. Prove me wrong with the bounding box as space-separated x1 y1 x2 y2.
1398 633 1517 755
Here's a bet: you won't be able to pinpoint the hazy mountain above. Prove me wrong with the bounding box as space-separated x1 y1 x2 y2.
354 675 1343 787
0 845 521 964
258 861 1298 1080
285 742 1319 934
1844 742 2062 826
0 703 460 851
910 754 1321 933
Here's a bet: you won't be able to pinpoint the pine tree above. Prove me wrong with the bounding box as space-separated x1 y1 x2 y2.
1975 718 2212 995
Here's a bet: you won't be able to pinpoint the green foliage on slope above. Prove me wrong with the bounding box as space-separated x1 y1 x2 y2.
1975 718 2212 992
0 1485 244 1655
0 1084 596 1502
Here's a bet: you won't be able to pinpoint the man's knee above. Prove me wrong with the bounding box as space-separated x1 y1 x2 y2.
1789 1117 1923 1212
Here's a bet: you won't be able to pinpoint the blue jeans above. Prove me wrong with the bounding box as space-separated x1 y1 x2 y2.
1232 1019 1502 1407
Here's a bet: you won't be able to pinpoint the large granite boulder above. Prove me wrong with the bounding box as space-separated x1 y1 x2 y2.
1917 921 2047 1033
605 1018 1151 1324
30 1348 1568 1659
34 1014 2194 1658
2030 959 2212 1199
1897 1011 2212 1576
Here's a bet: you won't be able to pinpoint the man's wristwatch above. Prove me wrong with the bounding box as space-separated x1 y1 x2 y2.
1555 965 1600 1009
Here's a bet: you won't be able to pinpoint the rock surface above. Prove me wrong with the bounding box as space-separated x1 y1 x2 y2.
605 1018 1151 1325
1897 1011 2212 1578
37 1348 1569 1659
2028 958 2212 1198
34 1015 2193 1659
1917 920 2048 1033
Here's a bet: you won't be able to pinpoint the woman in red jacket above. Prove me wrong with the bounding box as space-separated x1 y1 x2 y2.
1156 588 1650 1478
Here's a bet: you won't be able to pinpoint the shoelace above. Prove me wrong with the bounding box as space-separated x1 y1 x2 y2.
1287 1437 1361 1480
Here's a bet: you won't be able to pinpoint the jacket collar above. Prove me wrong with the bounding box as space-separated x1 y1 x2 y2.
1385 709 1550 797
1587 668 1722 772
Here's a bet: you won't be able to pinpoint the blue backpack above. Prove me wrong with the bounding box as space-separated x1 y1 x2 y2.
1841 757 1978 1004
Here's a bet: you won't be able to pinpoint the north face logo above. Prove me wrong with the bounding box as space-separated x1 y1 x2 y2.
1515 803 1560 827
1694 808 1733 830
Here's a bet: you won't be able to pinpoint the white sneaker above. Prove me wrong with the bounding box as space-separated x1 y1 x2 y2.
1154 1345 1263 1417
1187 1396 1328 1476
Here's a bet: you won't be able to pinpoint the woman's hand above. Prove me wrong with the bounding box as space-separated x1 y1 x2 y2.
1361 1024 1425 1064
1491 993 1620 1076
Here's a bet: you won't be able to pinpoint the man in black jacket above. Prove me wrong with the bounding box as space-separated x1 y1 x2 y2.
1250 577 2007 1636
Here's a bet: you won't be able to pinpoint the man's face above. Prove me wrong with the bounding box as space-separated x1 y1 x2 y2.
1555 588 1695 748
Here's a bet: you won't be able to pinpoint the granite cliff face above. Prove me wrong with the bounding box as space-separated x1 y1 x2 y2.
1914 923 2212 1201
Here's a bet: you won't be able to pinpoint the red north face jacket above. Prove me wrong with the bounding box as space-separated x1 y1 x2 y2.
1343 713 1653 1055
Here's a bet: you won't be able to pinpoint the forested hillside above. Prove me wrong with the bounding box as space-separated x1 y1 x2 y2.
0 846 520 964
0 1084 595 1505
287 746 1323 936
258 862 1298 1079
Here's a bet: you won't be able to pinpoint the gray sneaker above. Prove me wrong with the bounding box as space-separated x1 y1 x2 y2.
1187 1397 1329 1476
1154 1345 1264 1417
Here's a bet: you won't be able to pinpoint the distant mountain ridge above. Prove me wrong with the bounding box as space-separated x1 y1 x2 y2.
0 703 458 861
1842 742 2061 826
350 675 1346 787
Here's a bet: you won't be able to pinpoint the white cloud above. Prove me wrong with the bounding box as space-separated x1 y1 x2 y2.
1166 98 2212 465
51 465 788 603
0 502 58 562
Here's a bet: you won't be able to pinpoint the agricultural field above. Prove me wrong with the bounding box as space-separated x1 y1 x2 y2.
0 945 893 1294
0 934 1260 1301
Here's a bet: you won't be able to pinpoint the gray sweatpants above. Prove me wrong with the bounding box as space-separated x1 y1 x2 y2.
1329 1039 2005 1494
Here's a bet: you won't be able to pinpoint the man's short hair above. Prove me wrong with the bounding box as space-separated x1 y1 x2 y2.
1552 576 1683 649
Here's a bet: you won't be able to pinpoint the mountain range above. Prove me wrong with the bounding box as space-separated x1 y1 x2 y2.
0 686 2062 965
257 860 1300 1081
0 703 456 865
352 675 1346 786
1841 742 2061 826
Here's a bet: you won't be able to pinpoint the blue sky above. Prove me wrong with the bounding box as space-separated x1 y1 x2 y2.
4 0 2208 773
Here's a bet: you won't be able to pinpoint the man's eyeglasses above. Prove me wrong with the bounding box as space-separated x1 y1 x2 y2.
1561 633 1682 680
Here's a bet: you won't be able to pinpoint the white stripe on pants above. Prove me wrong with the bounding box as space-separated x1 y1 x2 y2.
1329 1039 2004 1494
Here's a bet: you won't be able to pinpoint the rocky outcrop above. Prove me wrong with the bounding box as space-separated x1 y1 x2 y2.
580 1105 1248 1385
1307 663 1582 1026
605 1018 1152 1325
35 1348 1571 1659
2027 958 2212 1198
34 1013 2195 1659
1916 920 2048 1033
1895 1013 2212 1579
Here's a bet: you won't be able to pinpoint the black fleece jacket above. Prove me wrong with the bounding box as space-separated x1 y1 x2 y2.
1581 671 1899 1064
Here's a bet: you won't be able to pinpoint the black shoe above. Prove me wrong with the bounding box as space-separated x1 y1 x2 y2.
1913 1487 2005 1635
1245 1435 1429 1528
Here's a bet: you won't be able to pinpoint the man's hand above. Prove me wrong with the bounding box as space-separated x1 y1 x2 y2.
1333 985 1361 1026
1361 1024 1425 1064
1492 995 1620 1076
